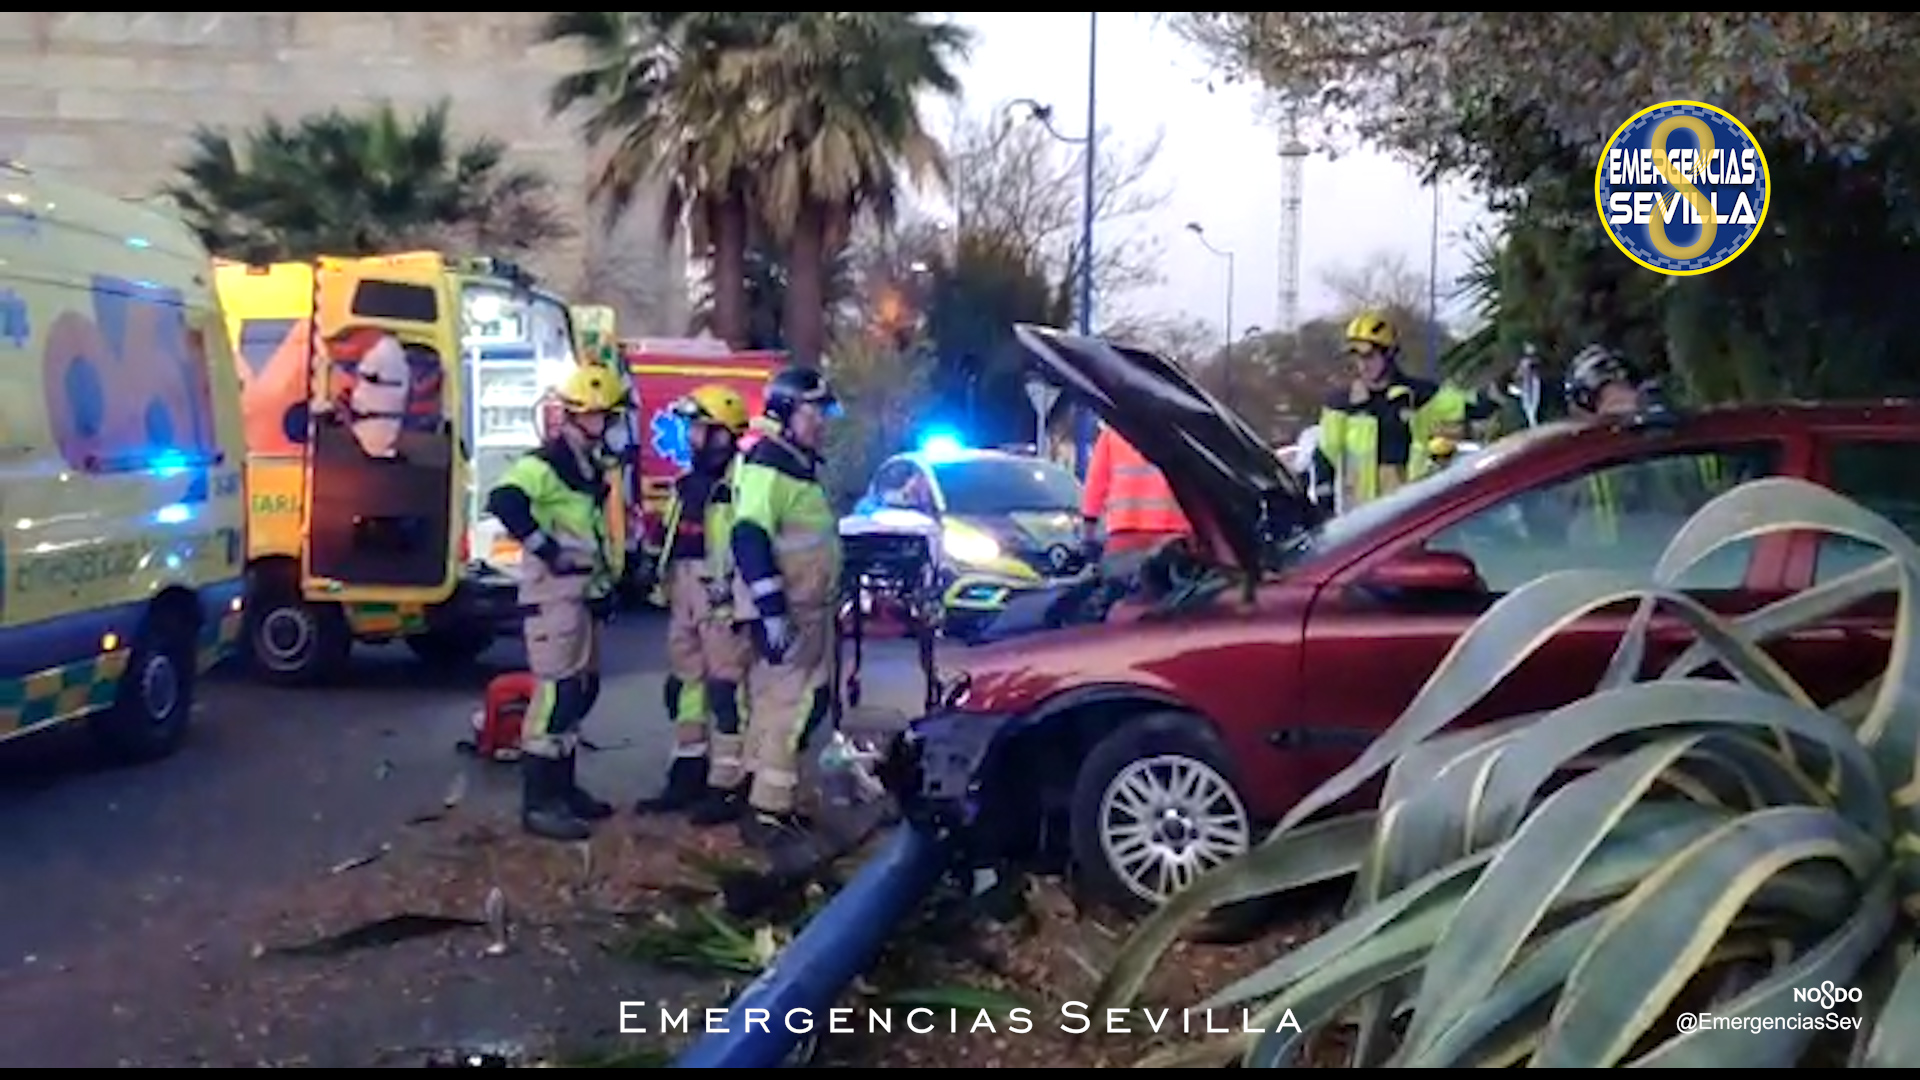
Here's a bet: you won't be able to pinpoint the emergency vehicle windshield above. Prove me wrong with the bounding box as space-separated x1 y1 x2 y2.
934 457 1080 516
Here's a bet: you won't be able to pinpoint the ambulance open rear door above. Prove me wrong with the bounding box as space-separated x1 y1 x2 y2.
300 255 464 605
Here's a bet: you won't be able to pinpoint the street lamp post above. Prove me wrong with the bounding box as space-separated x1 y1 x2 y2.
1009 12 1099 475
1184 222 1236 406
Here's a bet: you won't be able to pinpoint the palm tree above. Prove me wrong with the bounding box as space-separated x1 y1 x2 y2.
542 11 771 349
164 100 567 263
735 13 972 366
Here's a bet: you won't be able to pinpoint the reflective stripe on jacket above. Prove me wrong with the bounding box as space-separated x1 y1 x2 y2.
1081 427 1189 535
1316 377 1472 511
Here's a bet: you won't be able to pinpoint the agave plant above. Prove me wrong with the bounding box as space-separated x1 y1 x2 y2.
1096 477 1920 1067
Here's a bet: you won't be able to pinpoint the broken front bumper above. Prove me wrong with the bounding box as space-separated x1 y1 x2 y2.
879 705 1037 864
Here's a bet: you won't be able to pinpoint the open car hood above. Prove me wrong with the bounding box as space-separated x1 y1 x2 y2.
1013 324 1314 571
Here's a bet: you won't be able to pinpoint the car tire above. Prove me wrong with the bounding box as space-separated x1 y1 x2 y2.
1068 711 1254 916
245 585 350 687
90 605 196 763
405 629 494 668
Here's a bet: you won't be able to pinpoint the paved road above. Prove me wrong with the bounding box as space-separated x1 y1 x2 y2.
0 612 932 1065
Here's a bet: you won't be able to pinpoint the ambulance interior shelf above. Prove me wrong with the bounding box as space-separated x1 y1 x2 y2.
306 278 457 590
460 285 577 569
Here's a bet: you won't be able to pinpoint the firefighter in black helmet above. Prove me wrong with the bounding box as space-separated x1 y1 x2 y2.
726 366 842 841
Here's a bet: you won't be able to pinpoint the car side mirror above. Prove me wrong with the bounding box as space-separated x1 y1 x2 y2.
1362 548 1484 594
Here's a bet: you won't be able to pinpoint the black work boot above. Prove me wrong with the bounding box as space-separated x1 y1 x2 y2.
521 757 591 842
634 756 707 815
562 753 614 821
688 782 748 827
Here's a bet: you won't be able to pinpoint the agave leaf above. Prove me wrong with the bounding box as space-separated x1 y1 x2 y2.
1533 805 1883 1066
1238 903 1441 1068
1600 478 1915 696
1861 942 1920 1067
1402 736 1705 1057
1202 801 1724 1013
1394 908 1607 1066
1594 582 1813 704
1410 918 1791 1067
1092 811 1376 1011
1663 558 1897 680
1477 680 1888 847
1631 874 1897 1067
1199 847 1493 1012
1660 478 1920 580
1268 569 1701 839
1363 721 1526 905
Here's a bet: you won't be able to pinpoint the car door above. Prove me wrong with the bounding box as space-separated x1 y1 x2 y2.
1294 439 1791 757
1768 435 1920 706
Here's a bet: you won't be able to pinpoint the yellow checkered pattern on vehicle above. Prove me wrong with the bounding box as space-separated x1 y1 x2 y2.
199 608 244 673
0 650 131 732
345 603 430 638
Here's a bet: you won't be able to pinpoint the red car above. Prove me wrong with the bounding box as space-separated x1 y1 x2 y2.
886 325 1911 913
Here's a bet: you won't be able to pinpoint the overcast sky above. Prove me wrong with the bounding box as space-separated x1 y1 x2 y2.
943 12 1493 340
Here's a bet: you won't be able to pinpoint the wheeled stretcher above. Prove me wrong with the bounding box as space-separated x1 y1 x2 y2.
834 511 943 725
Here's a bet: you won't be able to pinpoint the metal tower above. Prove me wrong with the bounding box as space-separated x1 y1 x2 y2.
1276 108 1309 334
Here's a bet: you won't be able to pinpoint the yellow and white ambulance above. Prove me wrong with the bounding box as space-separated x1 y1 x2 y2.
0 162 247 761
214 253 560 684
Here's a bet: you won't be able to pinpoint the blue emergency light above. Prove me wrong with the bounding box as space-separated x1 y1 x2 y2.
917 430 965 462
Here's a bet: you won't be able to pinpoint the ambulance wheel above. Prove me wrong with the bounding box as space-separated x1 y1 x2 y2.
406 629 494 668
246 588 350 687
91 606 196 763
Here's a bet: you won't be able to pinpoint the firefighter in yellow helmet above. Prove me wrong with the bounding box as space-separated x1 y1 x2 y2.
486 365 629 841
635 384 760 820
1311 310 1493 513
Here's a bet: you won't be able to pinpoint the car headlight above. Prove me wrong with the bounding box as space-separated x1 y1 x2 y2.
943 526 1001 566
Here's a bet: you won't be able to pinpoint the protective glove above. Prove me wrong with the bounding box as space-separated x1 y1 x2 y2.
756 615 792 664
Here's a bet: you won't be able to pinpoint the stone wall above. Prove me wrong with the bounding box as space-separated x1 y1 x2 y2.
0 11 686 334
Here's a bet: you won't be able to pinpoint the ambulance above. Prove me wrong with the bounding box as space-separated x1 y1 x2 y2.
619 337 781 598
0 162 247 761
214 253 564 685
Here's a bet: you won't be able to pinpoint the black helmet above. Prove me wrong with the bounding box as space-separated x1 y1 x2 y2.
1565 344 1640 412
763 365 839 423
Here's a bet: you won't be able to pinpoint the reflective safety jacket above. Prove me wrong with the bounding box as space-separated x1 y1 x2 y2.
1082 427 1190 538
487 442 621 602
730 433 841 620
1314 375 1486 511
1579 457 1728 543
651 458 744 615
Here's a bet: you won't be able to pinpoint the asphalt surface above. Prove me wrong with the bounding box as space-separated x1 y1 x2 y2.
0 611 931 1066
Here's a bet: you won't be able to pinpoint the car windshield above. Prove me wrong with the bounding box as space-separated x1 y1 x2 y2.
1302 420 1587 554
935 457 1081 515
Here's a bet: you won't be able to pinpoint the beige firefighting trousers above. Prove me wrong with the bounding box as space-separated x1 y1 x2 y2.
740 537 838 815
519 551 602 759
663 558 755 786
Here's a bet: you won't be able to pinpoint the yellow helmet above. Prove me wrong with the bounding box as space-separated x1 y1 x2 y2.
673 383 750 436
555 364 629 414
1344 310 1398 352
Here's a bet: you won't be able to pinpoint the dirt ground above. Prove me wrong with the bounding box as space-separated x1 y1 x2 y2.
0 806 750 1067
1 789 1339 1068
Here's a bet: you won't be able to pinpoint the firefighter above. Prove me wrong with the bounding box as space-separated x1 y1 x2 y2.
1080 420 1192 575
1564 344 1646 418
729 366 842 839
1312 310 1494 513
486 365 629 841
1561 344 1728 541
634 384 757 818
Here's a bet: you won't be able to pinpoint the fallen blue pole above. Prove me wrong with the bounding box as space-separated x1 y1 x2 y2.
672 825 950 1068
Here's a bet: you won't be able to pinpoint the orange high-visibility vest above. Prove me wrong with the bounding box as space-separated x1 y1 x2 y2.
1082 428 1190 543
